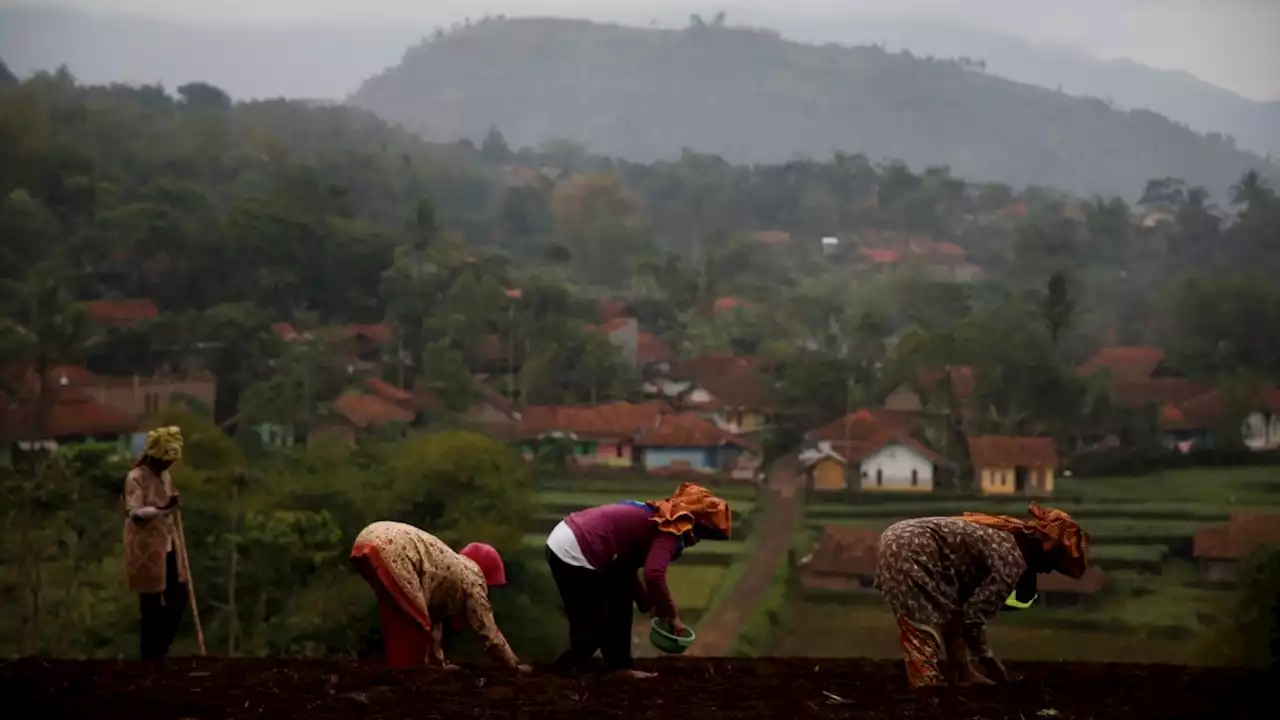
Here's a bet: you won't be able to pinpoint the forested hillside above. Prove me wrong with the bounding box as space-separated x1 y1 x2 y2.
347 17 1277 201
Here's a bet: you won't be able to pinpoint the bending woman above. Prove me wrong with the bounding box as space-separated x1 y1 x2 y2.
123 426 188 659
349 521 530 673
874 501 1089 688
545 482 733 679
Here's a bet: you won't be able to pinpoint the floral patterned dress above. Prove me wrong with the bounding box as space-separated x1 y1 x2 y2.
874 517 1026 686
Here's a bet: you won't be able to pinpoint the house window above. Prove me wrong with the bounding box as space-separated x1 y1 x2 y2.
876 468 883 486
911 468 918 487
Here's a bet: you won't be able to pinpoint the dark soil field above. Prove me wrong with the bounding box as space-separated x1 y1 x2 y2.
2 657 1260 719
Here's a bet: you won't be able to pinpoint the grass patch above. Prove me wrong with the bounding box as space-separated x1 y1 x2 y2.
667 565 728 611
1090 544 1169 563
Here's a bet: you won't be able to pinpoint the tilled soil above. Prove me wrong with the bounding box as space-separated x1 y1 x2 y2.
2 657 1259 719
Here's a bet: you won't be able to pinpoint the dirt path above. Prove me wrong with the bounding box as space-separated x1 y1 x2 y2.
685 454 803 657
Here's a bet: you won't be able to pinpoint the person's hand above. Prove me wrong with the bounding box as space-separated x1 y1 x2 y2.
515 664 534 675
669 616 688 637
978 657 1009 684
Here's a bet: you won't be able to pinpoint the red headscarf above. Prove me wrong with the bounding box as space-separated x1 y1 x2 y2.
459 543 506 586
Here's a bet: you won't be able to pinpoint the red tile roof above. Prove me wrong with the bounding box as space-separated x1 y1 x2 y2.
917 366 976 399
83 299 159 328
844 428 950 467
712 296 757 315
859 248 901 265
592 317 637 334
1112 377 1208 409
934 242 967 256
1194 514 1280 560
519 401 674 439
345 323 395 346
1079 346 1166 382
685 371 774 410
805 526 881 576
638 332 674 365
669 354 774 380
809 408 915 443
639 412 751 449
598 298 630 324
967 436 1059 469
751 230 792 246
331 392 415 429
271 323 300 341
363 377 415 405
3 388 139 439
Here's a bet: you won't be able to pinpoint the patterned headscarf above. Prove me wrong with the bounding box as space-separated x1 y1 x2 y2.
959 501 1090 579
141 426 183 463
645 482 733 539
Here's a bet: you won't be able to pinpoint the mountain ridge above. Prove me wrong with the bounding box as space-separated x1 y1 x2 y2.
347 16 1276 201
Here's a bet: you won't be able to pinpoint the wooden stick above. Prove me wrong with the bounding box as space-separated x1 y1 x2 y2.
174 510 207 656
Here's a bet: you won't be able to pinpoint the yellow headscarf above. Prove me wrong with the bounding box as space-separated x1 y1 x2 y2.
142 426 184 463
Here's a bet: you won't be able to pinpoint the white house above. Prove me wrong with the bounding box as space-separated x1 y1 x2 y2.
1242 410 1280 451
850 433 950 493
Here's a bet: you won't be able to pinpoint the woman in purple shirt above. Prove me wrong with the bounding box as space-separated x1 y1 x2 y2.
544 482 733 678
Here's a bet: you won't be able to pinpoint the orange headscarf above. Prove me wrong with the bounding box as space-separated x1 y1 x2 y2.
959 501 1090 579
646 482 733 538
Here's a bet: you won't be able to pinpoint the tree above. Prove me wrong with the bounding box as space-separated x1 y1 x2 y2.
550 173 652 287
1040 270 1078 348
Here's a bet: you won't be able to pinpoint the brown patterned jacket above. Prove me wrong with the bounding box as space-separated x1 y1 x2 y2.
122 466 187 593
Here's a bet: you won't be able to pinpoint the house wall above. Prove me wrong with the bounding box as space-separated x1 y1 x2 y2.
883 385 924 412
591 440 635 468
644 446 715 472
253 422 297 449
463 402 512 425
1242 412 1280 450
84 375 217 418
858 444 934 492
810 458 847 492
979 466 1055 495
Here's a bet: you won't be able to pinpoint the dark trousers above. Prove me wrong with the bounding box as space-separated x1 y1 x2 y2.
546 547 636 671
139 550 187 659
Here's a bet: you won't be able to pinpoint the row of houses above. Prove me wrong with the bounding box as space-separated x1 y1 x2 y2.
795 343 1280 498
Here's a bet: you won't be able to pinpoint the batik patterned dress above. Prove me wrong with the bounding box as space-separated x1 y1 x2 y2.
123 465 187 594
874 517 1026 685
351 521 519 668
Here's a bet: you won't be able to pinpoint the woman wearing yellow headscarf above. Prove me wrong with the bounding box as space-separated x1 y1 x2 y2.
123 426 188 659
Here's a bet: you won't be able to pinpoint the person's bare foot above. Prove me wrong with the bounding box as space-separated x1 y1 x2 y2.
612 669 657 679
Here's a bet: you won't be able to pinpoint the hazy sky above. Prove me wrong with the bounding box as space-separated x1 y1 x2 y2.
23 0 1280 101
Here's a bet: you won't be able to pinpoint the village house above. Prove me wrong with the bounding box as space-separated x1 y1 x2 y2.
2 386 139 454
968 436 1058 496
308 391 416 445
802 426 950 494
83 298 161 329
650 355 775 436
515 401 759 477
799 526 880 593
638 411 757 476
1193 514 1280 584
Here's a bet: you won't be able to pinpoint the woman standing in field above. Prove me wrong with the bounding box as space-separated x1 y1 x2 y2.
349 521 531 673
875 501 1090 688
544 482 733 679
123 426 188 659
